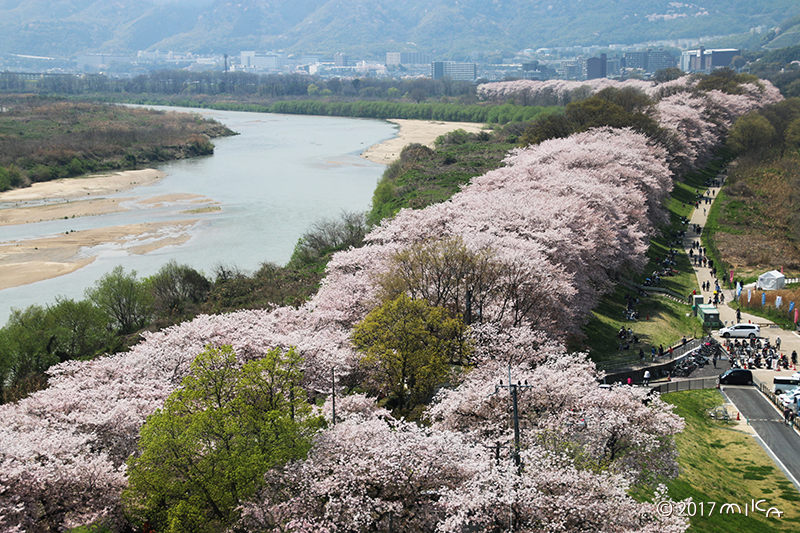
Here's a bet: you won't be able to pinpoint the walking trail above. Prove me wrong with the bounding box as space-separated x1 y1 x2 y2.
682 171 800 364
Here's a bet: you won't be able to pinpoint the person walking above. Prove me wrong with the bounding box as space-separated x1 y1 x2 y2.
643 370 651 385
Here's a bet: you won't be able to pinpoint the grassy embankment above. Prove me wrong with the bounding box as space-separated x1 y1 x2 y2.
367 126 522 224
660 389 800 533
703 149 800 329
580 159 730 366
0 95 233 191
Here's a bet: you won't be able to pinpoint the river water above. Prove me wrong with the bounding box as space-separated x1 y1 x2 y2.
0 108 396 322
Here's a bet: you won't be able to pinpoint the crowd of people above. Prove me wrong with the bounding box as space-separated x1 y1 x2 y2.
722 337 798 371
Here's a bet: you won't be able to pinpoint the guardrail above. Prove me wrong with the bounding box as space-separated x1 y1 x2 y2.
650 377 719 394
756 378 799 432
599 337 705 373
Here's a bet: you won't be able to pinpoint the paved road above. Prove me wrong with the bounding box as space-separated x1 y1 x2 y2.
721 386 800 491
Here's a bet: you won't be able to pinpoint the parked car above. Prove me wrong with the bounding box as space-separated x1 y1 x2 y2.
718 368 753 385
780 390 800 414
718 323 760 339
773 376 800 395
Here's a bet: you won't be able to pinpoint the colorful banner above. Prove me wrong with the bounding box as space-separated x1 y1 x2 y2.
730 269 734 282
748 289 752 302
796 308 799 324
776 295 783 309
790 301 795 313
762 292 766 306
736 283 742 299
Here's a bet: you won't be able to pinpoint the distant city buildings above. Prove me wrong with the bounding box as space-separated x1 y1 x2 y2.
585 53 607 80
7 39 742 82
240 51 286 70
431 61 477 81
386 52 433 65
680 47 740 72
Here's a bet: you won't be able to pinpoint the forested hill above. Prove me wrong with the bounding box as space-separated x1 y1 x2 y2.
0 0 799 59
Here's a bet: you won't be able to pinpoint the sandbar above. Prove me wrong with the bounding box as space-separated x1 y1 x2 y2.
360 119 491 164
0 169 166 204
0 197 133 226
0 220 200 290
0 168 220 290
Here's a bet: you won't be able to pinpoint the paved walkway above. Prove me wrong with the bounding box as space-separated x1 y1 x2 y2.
682 171 800 367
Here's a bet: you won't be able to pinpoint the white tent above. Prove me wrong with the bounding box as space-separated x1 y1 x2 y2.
757 270 786 291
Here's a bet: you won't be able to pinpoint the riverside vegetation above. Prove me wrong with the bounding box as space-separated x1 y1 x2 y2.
0 95 234 192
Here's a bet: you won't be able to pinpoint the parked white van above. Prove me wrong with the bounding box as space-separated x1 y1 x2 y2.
718 323 760 338
773 376 800 395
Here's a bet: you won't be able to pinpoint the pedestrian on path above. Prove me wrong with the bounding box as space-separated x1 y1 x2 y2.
776 336 782 350
736 308 742 322
643 370 651 385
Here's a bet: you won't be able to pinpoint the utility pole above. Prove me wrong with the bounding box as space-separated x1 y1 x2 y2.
495 364 533 532
496 364 533 469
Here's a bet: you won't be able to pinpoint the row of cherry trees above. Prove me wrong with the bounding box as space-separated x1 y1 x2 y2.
0 74 782 532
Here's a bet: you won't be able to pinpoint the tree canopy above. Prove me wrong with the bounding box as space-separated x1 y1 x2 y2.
352 294 471 412
123 344 323 533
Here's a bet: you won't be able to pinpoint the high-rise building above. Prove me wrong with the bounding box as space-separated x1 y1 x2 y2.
334 53 349 67
647 49 676 72
431 61 477 81
680 48 739 72
623 51 647 70
387 52 433 65
586 53 607 80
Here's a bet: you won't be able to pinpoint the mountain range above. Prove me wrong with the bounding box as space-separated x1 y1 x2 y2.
1 0 799 60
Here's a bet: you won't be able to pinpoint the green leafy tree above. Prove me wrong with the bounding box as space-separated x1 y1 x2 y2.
352 294 471 411
786 116 800 155
520 112 574 146
727 112 777 154
0 329 12 403
695 67 761 94
146 260 211 317
47 297 112 360
124 345 322 533
653 67 683 83
85 265 153 335
0 305 58 402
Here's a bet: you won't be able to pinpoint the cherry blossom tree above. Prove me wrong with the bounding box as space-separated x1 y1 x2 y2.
426 352 684 487
237 406 479 533
436 451 687 533
236 350 686 533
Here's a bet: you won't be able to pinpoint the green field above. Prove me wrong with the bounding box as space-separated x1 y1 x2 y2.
662 390 800 533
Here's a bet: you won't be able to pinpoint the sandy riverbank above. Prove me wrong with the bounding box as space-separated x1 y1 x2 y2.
0 169 166 204
0 169 216 290
360 119 491 164
0 219 200 290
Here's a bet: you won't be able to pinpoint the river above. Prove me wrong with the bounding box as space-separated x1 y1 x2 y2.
0 108 396 322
